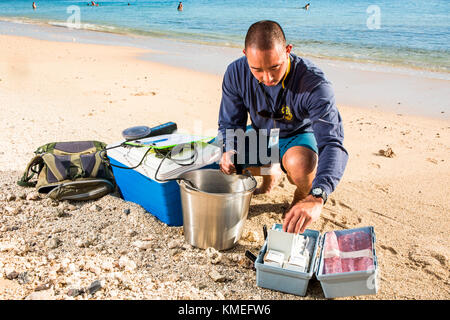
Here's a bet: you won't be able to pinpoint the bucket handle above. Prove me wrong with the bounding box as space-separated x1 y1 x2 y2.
242 169 258 193
221 169 257 194
179 170 257 195
178 177 200 191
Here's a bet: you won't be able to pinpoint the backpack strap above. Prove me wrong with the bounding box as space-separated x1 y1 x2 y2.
17 155 44 187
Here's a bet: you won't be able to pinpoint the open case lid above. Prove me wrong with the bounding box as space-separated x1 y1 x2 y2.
261 224 321 278
267 227 295 255
262 224 377 278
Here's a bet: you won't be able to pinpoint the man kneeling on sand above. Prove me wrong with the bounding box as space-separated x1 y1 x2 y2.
218 20 348 234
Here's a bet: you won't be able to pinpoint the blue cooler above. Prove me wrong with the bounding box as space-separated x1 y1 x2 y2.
106 141 221 226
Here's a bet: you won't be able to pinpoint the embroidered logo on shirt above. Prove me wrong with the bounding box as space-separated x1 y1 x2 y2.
281 105 293 121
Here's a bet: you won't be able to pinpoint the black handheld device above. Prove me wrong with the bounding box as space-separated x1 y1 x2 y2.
263 225 268 240
121 122 177 141
232 153 243 174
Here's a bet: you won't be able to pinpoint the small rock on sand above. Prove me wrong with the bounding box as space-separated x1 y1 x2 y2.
90 204 102 212
46 238 61 249
67 288 82 297
26 192 40 201
25 289 55 300
18 272 30 284
209 270 226 282
168 240 182 249
6 271 19 280
243 231 258 242
378 147 396 158
87 280 103 295
205 247 222 264
132 240 153 250
118 256 137 271
197 283 207 290
4 206 21 215
35 283 52 292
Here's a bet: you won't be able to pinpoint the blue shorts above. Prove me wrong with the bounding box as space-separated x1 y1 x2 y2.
212 126 318 173
278 132 318 170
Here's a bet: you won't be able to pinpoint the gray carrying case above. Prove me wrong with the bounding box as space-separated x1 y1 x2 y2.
255 224 379 298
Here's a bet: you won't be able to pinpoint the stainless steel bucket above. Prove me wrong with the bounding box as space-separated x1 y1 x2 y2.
177 169 257 250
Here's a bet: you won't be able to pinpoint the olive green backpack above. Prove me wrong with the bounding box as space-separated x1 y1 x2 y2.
18 141 115 201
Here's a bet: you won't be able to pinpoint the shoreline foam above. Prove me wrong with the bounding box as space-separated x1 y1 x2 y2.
1 16 449 77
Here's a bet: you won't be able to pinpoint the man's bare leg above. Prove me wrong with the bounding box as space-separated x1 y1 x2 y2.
282 146 318 214
245 164 283 195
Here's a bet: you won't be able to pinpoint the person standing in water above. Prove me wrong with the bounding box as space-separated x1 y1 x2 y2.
32 2 37 10
177 2 183 11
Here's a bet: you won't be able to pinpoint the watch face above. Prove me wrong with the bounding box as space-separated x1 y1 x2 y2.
312 187 322 196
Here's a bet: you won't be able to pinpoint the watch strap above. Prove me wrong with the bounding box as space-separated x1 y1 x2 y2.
310 187 328 204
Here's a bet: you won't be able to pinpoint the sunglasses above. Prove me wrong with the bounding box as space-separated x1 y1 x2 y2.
257 109 285 120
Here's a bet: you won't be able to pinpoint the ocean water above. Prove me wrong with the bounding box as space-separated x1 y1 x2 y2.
0 0 449 73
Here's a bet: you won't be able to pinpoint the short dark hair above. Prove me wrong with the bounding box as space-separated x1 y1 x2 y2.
245 20 286 50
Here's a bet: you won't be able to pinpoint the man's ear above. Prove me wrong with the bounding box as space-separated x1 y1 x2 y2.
286 44 293 55
243 49 246 56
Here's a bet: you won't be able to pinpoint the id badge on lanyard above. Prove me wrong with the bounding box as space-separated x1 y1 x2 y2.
268 121 280 149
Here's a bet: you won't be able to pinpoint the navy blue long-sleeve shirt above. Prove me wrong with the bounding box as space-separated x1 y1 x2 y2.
218 53 348 196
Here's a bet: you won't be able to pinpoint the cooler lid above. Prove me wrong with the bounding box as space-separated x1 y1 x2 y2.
125 133 213 149
106 138 221 181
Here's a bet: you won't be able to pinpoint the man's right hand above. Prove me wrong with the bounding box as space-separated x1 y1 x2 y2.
219 150 237 175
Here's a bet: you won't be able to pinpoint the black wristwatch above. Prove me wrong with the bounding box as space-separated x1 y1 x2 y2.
310 187 328 204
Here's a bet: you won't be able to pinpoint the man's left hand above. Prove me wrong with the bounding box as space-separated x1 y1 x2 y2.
282 195 324 233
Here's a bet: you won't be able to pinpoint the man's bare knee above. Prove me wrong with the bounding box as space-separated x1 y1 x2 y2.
282 146 318 180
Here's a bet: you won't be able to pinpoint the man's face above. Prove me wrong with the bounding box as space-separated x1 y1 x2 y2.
244 43 292 87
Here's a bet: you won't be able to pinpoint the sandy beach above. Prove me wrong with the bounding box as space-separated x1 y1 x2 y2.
0 31 449 300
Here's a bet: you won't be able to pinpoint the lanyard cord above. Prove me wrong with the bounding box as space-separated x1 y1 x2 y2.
255 56 293 129
153 143 198 183
98 142 198 189
258 83 286 114
99 143 151 170
99 142 197 171
258 83 288 129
